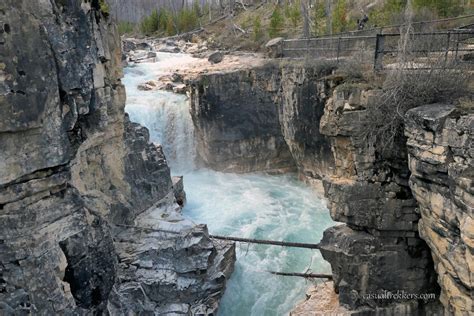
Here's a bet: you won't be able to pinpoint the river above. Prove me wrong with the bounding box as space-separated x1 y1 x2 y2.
123 53 334 316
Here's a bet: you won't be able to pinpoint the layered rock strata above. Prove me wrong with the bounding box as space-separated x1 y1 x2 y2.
317 84 441 313
405 104 473 315
189 63 336 179
189 66 295 173
0 1 233 314
190 66 445 314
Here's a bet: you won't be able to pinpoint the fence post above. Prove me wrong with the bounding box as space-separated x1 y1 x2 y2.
336 37 341 62
444 31 451 67
374 34 384 71
306 38 310 58
454 32 460 63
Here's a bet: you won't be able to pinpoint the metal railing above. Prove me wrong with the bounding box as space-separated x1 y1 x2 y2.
281 29 474 70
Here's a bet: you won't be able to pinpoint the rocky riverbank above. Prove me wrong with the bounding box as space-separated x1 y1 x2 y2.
0 1 234 314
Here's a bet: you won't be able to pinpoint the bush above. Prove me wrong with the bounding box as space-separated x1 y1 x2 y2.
118 21 135 35
369 0 405 27
413 0 463 17
332 0 348 33
138 4 200 36
165 15 176 35
312 1 326 35
286 1 301 27
253 16 264 41
99 0 109 16
176 8 199 33
140 9 160 35
269 6 284 38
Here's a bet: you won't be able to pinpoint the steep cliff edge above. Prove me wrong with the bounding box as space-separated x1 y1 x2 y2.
317 84 440 314
189 64 454 314
189 63 335 181
189 66 295 173
405 104 473 315
0 1 233 314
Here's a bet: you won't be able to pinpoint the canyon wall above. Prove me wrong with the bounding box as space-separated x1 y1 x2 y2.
189 65 471 314
405 104 473 315
0 1 233 314
317 84 441 314
189 66 295 173
189 63 336 179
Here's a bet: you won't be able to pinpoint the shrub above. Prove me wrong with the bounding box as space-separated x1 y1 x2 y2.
269 6 284 38
176 8 199 33
369 0 405 26
193 0 202 17
140 9 160 35
253 15 264 41
118 21 135 35
287 1 301 27
332 0 348 33
413 0 463 17
99 0 109 16
312 1 326 35
165 14 176 36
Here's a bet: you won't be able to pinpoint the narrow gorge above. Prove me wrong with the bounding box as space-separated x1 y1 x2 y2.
1 1 472 315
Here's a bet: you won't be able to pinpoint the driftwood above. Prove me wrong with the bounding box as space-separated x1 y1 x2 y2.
267 271 333 279
209 234 321 249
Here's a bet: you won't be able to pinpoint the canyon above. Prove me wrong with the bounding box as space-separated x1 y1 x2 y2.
0 1 472 315
188 60 472 314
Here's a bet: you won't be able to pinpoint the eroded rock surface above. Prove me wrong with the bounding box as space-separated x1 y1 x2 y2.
189 66 295 173
405 104 473 315
188 63 336 181
0 1 234 314
318 84 441 314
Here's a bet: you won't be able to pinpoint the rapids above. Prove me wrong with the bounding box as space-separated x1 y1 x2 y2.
123 53 334 316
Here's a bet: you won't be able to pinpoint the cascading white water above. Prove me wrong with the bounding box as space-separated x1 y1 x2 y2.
124 53 335 316
124 53 197 172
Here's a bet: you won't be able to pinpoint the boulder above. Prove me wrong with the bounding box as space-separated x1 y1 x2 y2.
208 51 224 64
265 37 284 58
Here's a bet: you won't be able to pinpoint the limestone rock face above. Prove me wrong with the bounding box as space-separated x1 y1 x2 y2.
109 202 235 315
0 1 234 314
188 64 336 180
279 66 336 181
405 104 473 315
189 67 295 173
319 225 437 310
318 84 440 313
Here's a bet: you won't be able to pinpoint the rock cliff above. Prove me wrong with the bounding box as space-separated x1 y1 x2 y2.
0 1 233 314
405 104 473 315
189 63 335 182
189 64 465 314
189 66 295 173
317 83 441 314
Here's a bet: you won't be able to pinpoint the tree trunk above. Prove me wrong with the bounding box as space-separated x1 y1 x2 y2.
301 0 310 38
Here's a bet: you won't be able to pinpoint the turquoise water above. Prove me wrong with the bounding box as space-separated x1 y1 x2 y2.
124 55 334 316
183 170 333 316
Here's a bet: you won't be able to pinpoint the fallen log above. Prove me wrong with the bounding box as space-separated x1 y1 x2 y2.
267 271 333 279
209 235 321 249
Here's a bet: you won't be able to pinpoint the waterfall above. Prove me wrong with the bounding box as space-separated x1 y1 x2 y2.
123 54 196 173
122 53 335 316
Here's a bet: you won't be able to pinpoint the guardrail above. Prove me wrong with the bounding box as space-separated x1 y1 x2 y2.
281 29 474 70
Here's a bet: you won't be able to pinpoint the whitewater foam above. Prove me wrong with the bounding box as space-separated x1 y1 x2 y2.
124 55 334 316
